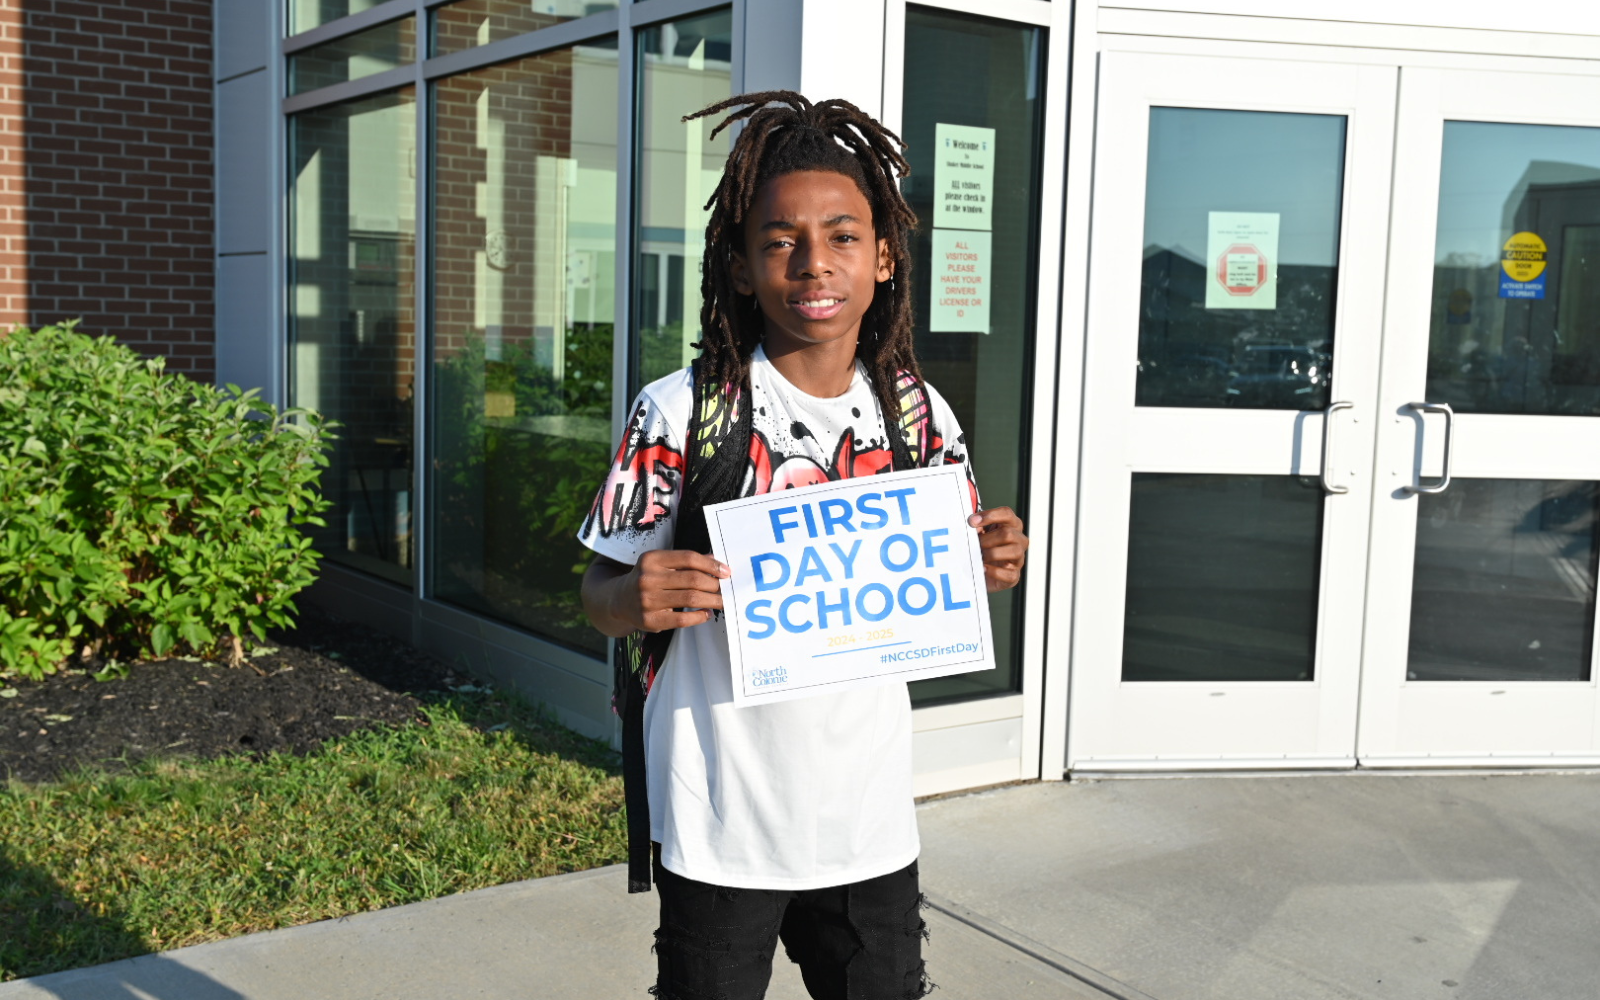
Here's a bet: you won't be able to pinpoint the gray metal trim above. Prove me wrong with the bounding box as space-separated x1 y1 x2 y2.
421 10 621 80
270 0 289 410
283 64 417 114
631 0 734 30
418 598 609 682
409 26 430 618
282 0 415 55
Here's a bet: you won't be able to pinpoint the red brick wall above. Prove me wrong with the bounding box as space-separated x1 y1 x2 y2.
0 0 214 380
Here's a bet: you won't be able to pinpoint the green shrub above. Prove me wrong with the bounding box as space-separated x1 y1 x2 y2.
0 322 332 679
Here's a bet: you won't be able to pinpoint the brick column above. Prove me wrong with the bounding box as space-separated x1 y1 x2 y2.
5 1 214 379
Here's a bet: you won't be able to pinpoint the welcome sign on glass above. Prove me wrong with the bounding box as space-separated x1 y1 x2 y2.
706 466 995 707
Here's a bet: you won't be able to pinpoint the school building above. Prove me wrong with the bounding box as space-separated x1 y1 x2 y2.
16 1 1596 793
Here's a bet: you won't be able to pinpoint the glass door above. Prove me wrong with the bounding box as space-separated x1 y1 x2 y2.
1070 53 1398 766
1359 69 1600 764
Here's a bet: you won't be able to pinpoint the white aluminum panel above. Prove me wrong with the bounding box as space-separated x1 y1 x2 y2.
912 717 1024 797
1100 1 1600 37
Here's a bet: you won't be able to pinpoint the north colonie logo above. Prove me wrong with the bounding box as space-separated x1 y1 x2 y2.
1215 242 1269 297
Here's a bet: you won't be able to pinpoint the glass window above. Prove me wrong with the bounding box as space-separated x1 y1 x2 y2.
1427 122 1600 416
1409 479 1599 682
429 41 620 655
1137 108 1347 410
1124 474 1324 682
289 89 418 585
634 9 733 391
290 0 388 35
901 8 1045 704
432 0 621 57
289 17 416 96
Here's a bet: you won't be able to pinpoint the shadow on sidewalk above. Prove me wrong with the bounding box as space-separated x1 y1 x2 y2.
0 847 243 999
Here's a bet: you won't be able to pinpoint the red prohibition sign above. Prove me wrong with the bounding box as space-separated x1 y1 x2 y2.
1216 242 1269 297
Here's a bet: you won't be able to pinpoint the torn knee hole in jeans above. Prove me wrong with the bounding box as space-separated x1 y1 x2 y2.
653 924 735 959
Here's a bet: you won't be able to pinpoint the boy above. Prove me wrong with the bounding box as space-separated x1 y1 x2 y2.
580 91 1027 1000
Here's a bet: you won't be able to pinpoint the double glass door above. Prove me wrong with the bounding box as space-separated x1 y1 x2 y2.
1072 52 1600 768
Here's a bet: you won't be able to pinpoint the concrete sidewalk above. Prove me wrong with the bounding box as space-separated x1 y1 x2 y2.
5 773 1597 999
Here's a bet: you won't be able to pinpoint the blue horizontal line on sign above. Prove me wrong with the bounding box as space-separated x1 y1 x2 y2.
813 641 911 659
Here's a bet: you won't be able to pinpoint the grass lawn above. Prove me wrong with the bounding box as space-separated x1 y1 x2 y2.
0 689 626 982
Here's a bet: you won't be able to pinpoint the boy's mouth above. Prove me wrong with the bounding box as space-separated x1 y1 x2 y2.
790 296 846 320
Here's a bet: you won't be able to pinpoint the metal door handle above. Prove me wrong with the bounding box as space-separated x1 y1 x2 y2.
1321 400 1354 495
1402 401 1454 495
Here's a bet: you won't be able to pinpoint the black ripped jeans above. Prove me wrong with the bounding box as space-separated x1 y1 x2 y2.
650 850 932 1000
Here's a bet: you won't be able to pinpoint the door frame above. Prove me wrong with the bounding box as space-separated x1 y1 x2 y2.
1059 24 1600 773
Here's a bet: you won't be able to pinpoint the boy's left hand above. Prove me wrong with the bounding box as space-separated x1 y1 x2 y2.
968 507 1028 592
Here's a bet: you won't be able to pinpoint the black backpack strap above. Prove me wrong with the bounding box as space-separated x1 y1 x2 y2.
616 633 654 893
887 370 933 471
619 362 719 893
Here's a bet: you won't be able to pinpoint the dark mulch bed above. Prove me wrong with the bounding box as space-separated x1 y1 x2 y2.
0 607 468 785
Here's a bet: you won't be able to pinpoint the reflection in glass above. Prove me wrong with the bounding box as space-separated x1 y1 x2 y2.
1427 122 1600 416
1138 109 1346 410
902 8 1043 703
634 10 733 390
430 41 619 655
432 0 621 57
289 90 417 585
1410 480 1598 682
1124 474 1323 682
289 18 416 96
290 0 387 35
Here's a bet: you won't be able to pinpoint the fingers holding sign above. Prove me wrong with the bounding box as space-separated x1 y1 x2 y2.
968 506 1028 593
627 549 730 632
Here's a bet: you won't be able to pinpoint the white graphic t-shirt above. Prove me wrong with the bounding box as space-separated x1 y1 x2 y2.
578 345 976 890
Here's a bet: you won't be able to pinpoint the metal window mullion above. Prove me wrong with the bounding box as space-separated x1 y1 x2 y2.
605 1 640 704
283 0 416 54
422 9 622 80
411 4 430 620
631 0 732 31
613 3 636 446
273 0 290 411
284 64 418 114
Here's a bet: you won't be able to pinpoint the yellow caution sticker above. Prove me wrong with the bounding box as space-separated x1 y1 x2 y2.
1499 232 1547 300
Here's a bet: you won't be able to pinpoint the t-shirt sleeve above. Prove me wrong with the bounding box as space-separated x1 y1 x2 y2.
577 385 688 567
923 383 982 514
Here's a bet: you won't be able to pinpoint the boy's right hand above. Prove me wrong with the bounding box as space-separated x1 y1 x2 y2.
584 551 731 636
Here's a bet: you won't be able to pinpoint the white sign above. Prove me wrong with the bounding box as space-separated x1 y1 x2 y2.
706 466 995 707
933 123 994 231
1205 211 1280 310
929 228 990 334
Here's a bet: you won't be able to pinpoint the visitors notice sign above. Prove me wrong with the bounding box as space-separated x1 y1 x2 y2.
1205 211 1279 310
931 123 995 334
705 465 995 707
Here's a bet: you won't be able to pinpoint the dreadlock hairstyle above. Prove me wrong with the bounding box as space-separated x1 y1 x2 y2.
683 90 922 438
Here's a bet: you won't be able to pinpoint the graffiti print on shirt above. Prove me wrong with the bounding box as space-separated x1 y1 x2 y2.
584 399 977 543
581 402 685 540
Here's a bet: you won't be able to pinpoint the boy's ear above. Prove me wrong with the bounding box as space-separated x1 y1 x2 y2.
730 250 754 295
876 238 893 282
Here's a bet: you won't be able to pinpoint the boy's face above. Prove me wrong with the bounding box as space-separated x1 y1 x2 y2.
731 170 892 357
